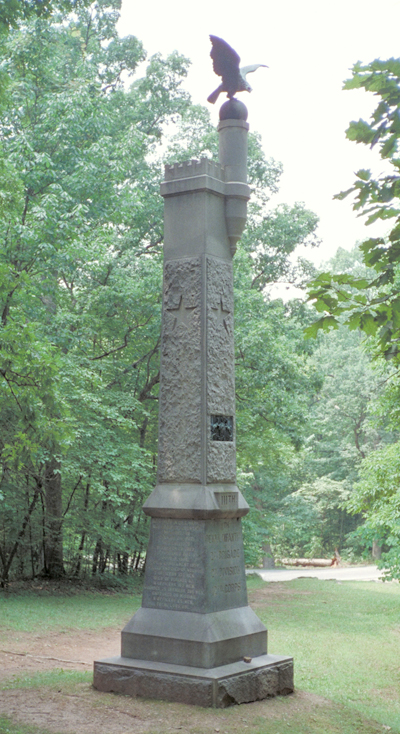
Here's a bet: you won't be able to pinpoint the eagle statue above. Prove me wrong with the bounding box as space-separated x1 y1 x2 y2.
207 35 267 105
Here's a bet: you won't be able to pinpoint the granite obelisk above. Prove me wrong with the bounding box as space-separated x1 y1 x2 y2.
93 99 294 708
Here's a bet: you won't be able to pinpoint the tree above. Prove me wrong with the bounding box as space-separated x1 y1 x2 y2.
306 248 394 480
0 1 190 582
307 327 380 478
0 0 93 109
272 477 350 559
0 0 87 31
306 59 400 363
0 1 323 580
305 61 400 570
346 443 400 578
232 208 321 563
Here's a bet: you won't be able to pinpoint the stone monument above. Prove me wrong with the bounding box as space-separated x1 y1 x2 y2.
93 38 293 708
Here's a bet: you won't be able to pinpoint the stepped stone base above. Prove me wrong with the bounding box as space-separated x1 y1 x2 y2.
93 654 294 708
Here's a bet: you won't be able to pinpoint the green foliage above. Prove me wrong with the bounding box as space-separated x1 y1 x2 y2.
305 60 400 568
0 714 56 734
307 59 400 362
243 202 320 291
346 442 400 579
297 248 395 561
0 2 190 581
235 259 320 457
0 0 88 31
343 523 386 563
272 477 350 557
242 509 269 566
233 251 323 562
0 1 325 581
305 323 389 482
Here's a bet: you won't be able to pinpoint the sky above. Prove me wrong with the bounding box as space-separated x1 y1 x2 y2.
118 0 400 268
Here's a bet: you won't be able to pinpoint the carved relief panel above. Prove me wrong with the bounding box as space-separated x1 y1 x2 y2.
157 257 202 483
206 257 236 483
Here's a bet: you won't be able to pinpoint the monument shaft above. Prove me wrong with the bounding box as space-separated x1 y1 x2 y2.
93 115 294 707
144 150 249 518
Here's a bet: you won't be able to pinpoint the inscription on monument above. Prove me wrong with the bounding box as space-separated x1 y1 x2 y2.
214 492 238 510
142 518 205 612
142 518 248 614
205 518 248 611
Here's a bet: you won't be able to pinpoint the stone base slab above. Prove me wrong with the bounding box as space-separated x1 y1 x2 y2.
93 653 294 708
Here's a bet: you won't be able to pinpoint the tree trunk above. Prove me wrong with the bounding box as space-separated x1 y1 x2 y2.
372 540 382 560
74 482 90 577
99 547 109 574
92 538 101 575
92 497 108 576
43 458 64 578
0 483 41 585
262 542 275 569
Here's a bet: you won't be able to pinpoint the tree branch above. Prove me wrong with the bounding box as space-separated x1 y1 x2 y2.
63 475 83 518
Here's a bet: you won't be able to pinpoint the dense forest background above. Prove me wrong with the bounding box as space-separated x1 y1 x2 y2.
1 0 400 585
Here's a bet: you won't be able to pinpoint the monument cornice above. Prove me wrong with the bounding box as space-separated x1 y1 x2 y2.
142 483 249 519
160 175 251 201
160 173 226 198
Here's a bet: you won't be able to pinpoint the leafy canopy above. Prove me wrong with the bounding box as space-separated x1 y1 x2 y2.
306 59 400 362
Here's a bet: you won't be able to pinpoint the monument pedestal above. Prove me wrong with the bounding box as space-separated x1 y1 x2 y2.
122 517 264 662
93 511 294 707
93 111 293 707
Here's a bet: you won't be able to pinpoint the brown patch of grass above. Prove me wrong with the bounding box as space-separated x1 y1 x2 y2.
248 582 312 608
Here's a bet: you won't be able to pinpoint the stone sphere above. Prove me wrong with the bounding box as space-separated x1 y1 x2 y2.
219 98 248 121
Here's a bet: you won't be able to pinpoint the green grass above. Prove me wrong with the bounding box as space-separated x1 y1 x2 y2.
0 715 58 734
1 576 400 734
229 706 385 734
253 578 400 731
0 589 142 632
0 669 92 691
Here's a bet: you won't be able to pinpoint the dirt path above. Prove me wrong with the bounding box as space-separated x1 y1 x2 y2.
249 564 384 583
0 683 326 734
0 627 118 681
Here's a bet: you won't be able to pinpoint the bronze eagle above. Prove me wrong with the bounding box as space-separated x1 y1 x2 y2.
207 35 267 104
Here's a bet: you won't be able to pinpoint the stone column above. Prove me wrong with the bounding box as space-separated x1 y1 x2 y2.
93 107 294 708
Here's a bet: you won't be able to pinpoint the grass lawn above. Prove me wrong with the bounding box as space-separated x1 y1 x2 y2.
0 575 399 734
0 585 142 632
248 575 400 729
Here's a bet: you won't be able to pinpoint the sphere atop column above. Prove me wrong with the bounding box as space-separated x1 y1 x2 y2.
219 98 248 121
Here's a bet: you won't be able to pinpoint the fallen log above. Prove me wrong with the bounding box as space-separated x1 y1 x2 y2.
279 558 337 567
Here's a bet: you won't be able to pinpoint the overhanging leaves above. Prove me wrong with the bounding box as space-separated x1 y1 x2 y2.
307 57 400 363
